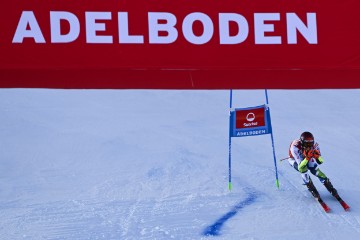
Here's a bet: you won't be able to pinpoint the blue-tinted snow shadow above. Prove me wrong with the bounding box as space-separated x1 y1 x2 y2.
202 189 258 236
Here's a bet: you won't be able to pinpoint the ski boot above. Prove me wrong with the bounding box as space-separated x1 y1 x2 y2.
323 178 341 200
323 178 350 210
306 178 330 212
306 178 320 199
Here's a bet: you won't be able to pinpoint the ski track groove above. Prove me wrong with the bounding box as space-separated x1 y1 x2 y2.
121 199 141 237
338 213 360 234
1 200 133 240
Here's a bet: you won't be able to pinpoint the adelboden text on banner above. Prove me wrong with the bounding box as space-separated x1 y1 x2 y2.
1 0 360 89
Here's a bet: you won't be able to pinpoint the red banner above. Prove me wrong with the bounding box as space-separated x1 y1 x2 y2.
0 0 359 89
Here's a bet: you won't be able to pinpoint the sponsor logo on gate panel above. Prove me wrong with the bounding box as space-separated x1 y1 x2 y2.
235 107 265 129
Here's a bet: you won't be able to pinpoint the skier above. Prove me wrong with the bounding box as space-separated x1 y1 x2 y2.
288 131 349 211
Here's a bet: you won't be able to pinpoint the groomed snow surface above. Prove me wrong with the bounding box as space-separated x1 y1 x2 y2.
1 89 360 240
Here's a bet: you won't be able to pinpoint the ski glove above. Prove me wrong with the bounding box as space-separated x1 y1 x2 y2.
303 149 314 160
311 149 324 164
313 149 321 159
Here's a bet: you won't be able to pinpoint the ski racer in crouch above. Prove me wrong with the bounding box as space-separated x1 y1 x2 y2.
288 131 349 211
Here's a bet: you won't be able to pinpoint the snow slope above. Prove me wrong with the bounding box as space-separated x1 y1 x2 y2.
1 89 360 240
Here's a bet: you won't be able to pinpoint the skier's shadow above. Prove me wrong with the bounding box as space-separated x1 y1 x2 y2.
202 189 258 236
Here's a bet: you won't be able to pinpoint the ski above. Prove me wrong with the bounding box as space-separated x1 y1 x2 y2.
317 198 331 213
337 198 350 211
322 178 350 212
306 179 330 213
315 197 351 213
317 196 351 213
331 192 350 211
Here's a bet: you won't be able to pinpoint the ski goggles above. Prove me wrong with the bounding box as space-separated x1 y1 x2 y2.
302 139 314 148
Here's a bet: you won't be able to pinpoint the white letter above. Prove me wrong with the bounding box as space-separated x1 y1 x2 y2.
254 13 281 44
118 12 144 44
50 11 80 43
182 12 214 45
219 13 249 44
13 11 45 43
85 12 113 43
148 12 178 44
287 13 317 44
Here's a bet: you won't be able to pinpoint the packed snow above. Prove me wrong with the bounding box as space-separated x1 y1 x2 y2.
1 89 360 240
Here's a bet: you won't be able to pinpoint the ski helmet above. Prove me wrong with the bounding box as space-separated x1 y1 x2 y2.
300 131 314 148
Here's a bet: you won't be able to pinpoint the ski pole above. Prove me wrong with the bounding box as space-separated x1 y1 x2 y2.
279 156 291 162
